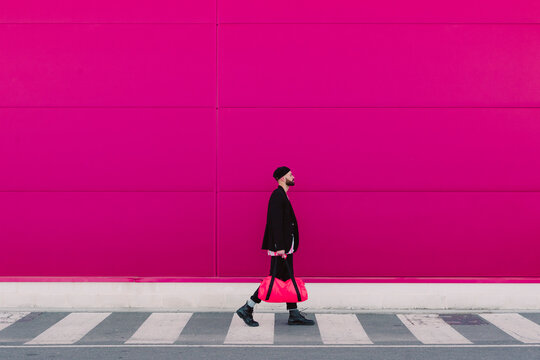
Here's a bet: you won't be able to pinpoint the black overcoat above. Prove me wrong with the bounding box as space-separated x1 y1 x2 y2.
261 185 299 252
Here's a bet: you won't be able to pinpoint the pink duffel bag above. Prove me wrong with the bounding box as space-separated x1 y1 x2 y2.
257 256 308 303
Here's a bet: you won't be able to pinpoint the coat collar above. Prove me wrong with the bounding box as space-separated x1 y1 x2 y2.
277 185 290 200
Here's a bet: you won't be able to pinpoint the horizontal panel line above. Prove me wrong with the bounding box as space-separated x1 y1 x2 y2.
2 191 540 193
218 106 540 109
0 22 216 25
0 106 216 109
0 191 216 193
2 22 540 25
0 106 540 110
2 106 539 109
218 22 540 25
219 190 540 193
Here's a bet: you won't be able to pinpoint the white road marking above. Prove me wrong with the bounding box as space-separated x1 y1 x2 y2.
480 313 540 343
25 312 111 345
397 314 472 344
0 312 30 332
315 314 372 344
224 313 274 344
125 313 192 344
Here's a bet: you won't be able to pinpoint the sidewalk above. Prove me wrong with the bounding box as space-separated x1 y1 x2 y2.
1 282 540 311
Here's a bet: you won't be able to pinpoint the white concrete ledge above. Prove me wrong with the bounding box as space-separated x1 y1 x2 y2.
1 282 540 312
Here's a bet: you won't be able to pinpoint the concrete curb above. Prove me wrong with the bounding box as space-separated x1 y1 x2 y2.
1 282 540 311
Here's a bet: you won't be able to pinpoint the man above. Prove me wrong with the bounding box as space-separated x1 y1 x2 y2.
235 166 315 327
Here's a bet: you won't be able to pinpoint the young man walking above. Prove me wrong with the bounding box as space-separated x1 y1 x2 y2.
235 166 315 327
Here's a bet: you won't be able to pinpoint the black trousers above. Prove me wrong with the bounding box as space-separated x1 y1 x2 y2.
250 253 297 310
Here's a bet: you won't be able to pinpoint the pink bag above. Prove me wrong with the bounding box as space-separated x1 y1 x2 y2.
257 256 308 303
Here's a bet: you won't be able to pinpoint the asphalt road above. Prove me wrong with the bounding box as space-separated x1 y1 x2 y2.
2 311 540 359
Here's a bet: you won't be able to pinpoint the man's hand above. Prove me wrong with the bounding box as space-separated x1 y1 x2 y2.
275 250 287 259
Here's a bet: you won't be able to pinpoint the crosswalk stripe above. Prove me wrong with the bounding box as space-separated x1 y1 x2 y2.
479 313 540 343
315 314 372 344
25 313 111 345
0 312 30 332
13 311 540 346
224 313 274 344
397 314 472 344
125 313 192 344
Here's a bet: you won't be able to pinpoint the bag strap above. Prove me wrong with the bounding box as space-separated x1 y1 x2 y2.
283 257 302 302
265 256 278 300
265 255 301 302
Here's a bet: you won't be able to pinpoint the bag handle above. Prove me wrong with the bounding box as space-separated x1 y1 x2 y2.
283 257 302 302
265 255 302 302
265 256 277 301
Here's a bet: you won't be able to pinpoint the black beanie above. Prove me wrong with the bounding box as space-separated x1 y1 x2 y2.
273 166 291 181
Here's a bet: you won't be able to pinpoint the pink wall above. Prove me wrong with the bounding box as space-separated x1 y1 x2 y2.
1 1 540 280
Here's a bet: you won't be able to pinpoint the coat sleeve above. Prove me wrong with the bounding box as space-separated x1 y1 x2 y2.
269 192 285 250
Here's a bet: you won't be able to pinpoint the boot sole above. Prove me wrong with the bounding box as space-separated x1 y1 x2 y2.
288 321 315 325
236 310 259 327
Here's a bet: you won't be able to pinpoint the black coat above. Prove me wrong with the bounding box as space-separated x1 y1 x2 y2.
261 185 299 252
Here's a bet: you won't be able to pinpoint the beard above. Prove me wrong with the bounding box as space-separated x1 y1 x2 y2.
286 179 295 186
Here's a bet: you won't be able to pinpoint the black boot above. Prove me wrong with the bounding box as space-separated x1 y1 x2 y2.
236 302 259 327
288 309 315 325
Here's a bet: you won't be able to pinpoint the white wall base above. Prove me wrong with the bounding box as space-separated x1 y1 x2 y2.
1 282 540 312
